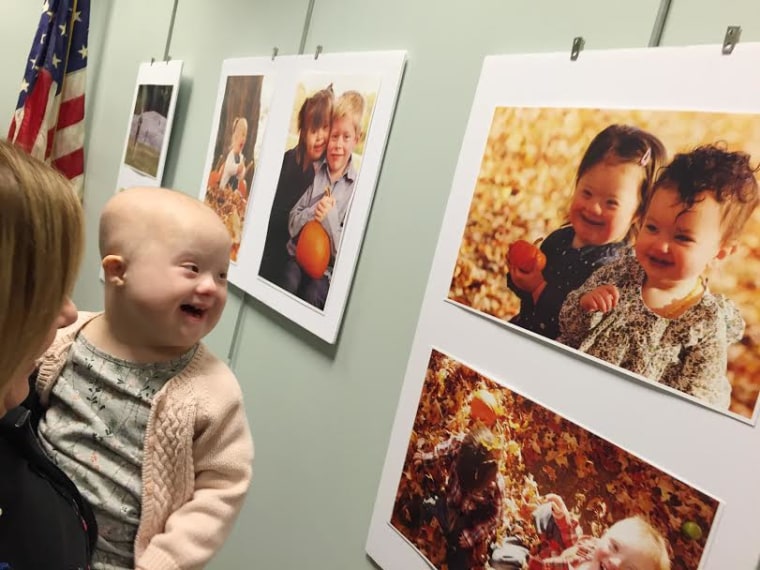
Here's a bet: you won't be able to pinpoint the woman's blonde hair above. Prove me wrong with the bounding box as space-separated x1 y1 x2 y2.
0 140 84 394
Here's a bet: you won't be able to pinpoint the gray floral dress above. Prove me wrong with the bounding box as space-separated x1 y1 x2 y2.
38 333 196 569
558 255 743 409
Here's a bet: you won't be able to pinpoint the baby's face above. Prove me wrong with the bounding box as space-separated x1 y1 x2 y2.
123 213 231 351
635 185 729 289
233 126 247 153
591 519 656 570
326 115 359 176
569 160 642 248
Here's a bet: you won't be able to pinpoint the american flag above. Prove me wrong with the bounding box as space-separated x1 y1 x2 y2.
8 0 90 199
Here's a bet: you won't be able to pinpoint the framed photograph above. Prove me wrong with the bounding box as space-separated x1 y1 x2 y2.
199 57 275 262
232 51 406 344
372 349 720 570
116 60 182 190
433 46 760 423
367 44 760 570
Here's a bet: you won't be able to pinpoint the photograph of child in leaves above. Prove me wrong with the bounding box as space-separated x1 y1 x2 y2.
258 73 378 311
391 350 719 570
203 74 268 262
447 107 760 419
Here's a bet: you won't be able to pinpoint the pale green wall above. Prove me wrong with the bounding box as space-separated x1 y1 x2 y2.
4 1 760 568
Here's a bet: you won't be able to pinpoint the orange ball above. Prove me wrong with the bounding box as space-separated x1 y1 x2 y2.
296 221 331 279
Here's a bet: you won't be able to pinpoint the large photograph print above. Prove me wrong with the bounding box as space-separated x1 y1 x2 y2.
235 51 406 344
390 350 720 570
448 106 760 422
258 71 380 312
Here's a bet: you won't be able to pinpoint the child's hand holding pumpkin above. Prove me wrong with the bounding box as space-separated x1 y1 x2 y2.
507 240 547 302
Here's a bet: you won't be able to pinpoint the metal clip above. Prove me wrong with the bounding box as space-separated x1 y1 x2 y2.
722 26 741 55
570 37 585 61
314 45 323 60
272 47 279 61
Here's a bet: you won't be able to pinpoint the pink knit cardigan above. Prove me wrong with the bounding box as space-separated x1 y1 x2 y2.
36 312 254 570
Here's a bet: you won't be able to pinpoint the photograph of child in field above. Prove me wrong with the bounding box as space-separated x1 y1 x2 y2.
123 84 174 178
258 72 379 311
203 74 269 262
447 107 760 419
391 350 720 570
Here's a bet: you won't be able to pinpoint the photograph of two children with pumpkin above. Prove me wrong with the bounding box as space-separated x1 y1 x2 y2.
257 73 379 312
448 106 760 423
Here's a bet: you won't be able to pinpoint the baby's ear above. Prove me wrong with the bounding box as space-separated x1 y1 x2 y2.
102 255 127 285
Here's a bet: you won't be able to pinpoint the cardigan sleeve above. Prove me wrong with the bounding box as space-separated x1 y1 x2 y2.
136 377 254 570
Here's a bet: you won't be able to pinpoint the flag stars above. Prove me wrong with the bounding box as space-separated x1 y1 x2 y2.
78 45 88 59
52 54 61 68
73 10 82 23
20 79 29 93
59 24 67 36
41 1 49 13
40 33 47 45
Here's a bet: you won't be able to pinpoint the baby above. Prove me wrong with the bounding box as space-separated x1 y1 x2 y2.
35 187 254 569
559 145 759 408
492 494 671 570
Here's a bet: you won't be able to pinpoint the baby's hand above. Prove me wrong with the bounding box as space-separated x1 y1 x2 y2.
508 261 545 300
314 195 336 222
580 285 619 313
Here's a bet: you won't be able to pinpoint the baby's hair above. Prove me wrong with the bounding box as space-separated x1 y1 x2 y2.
230 117 248 144
333 90 366 138
577 124 667 233
610 516 671 570
650 143 760 242
296 84 335 163
455 426 500 492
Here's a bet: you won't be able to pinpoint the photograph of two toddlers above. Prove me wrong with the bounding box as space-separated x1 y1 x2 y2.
448 106 760 420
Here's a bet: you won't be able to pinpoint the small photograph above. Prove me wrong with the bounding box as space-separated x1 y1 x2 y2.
123 84 174 178
203 73 271 262
391 349 720 570
448 107 760 421
257 71 380 311
115 60 182 193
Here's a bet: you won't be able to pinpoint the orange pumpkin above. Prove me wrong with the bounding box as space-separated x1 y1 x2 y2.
508 239 546 273
207 169 221 190
470 389 499 427
296 221 331 279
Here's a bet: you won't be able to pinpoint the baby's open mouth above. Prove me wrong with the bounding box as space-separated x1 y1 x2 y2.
647 255 672 268
580 214 604 227
181 304 205 317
